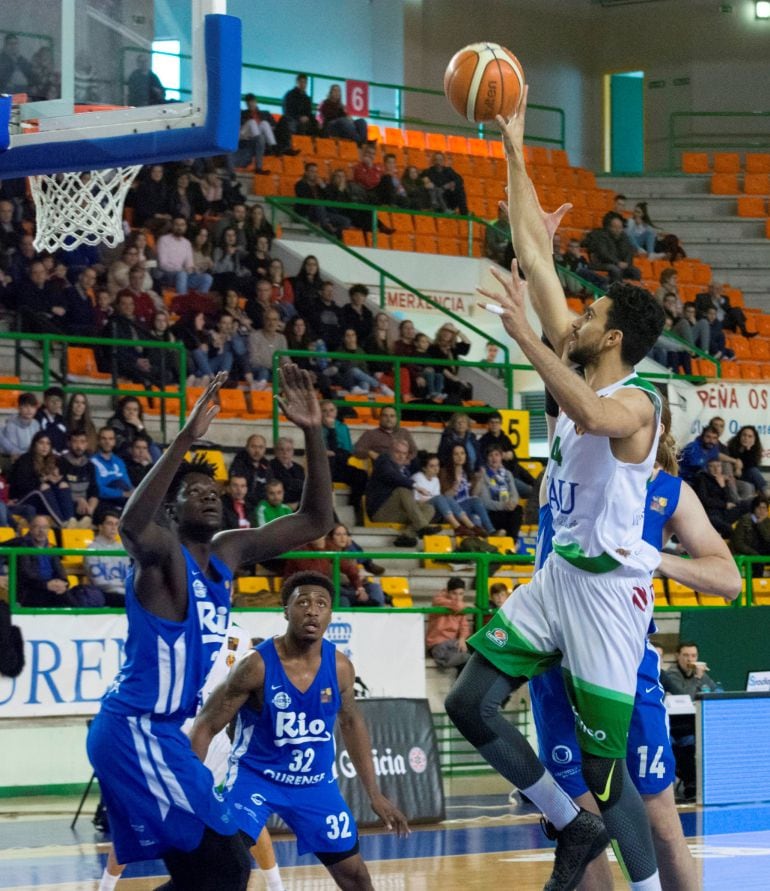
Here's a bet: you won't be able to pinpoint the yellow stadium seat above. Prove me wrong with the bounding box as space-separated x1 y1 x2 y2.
0 526 16 544
652 576 668 606
67 574 80 588
60 528 95 571
750 576 770 606
237 576 274 594
362 496 405 530
667 580 699 607
422 534 453 569
697 592 729 607
380 576 412 607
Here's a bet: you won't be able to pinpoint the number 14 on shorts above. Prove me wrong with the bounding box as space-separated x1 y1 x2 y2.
637 745 666 779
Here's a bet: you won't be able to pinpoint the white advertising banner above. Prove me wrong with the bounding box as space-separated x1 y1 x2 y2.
668 379 770 459
0 612 426 718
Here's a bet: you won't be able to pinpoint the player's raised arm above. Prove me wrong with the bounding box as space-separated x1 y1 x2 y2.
496 85 575 350
335 653 410 838
659 482 742 600
190 651 264 762
119 372 229 562
213 364 334 570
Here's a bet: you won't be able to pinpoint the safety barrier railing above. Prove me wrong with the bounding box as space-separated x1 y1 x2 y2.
668 110 770 171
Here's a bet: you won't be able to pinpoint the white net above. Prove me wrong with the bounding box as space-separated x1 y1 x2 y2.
29 165 142 253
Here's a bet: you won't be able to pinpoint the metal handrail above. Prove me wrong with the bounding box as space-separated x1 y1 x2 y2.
668 110 770 170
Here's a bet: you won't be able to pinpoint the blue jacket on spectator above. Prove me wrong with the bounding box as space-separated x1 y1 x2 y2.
679 434 720 483
91 451 132 501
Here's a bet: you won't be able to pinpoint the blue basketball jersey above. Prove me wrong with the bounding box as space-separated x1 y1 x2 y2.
227 637 341 788
101 545 233 720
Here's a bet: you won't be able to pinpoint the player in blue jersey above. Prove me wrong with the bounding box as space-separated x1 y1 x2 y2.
87 366 334 891
530 397 740 890
191 571 410 890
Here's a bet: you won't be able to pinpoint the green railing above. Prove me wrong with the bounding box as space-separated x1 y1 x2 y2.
668 111 770 171
0 330 187 438
432 706 530 776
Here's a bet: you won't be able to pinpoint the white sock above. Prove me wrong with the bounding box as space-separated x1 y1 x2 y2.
630 872 662 891
98 868 120 891
521 772 580 830
261 864 284 890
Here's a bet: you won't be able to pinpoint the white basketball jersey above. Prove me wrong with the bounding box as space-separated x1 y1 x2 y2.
545 372 661 574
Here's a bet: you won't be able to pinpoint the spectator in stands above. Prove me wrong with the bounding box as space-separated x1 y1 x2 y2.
124 433 155 488
730 495 770 577
625 202 664 259
15 259 67 333
146 309 180 384
85 509 130 606
244 278 274 331
214 310 249 385
556 237 608 291
340 283 374 345
354 405 418 463
0 34 33 95
695 280 754 338
326 168 372 232
649 303 692 375
364 437 438 547
281 73 319 136
212 227 253 296
294 162 351 238
166 171 206 223
198 170 229 213
411 452 479 535
427 322 472 400
425 576 472 671
334 328 394 396
247 307 287 389
307 279 343 352
117 265 163 327
381 154 409 208
485 204 514 268
726 425 769 497
64 393 97 455
128 230 157 268
35 386 67 454
60 430 99 527
410 332 445 400
28 45 59 100
475 445 523 540
60 267 98 337
420 152 468 216
266 258 296 320
291 255 324 318
693 457 749 537
214 202 249 250
320 399 367 524
247 234 272 282
438 412 482 473
7 233 38 285
679 301 711 353
679 425 722 483
284 314 318 372
230 433 272 505
229 94 276 174
107 396 160 462
0 199 23 268
478 412 535 498
222 473 255 530
109 293 167 388
8 430 75 527
704 306 734 361
360 311 394 383
245 203 276 253
156 216 213 294
255 478 293 527
353 144 398 208
221 289 255 348
318 84 367 144
13 515 69 607
402 165 440 212
325 523 386 606
583 213 641 282
131 165 171 230
439 445 495 535
269 437 305 509
126 53 165 106
90 426 133 511
0 392 40 463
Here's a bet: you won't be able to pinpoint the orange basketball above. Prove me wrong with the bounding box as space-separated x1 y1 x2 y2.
444 42 525 123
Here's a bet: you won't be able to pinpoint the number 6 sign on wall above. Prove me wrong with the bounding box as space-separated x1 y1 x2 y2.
346 80 369 117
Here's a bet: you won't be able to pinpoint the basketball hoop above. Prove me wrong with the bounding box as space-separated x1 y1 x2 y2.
29 165 141 253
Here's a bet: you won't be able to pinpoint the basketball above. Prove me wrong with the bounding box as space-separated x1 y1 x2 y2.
443 42 525 123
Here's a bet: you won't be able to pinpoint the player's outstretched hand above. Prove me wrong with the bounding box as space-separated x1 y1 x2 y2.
496 83 528 156
370 791 410 838
498 197 573 249
277 362 321 429
181 371 228 441
477 260 532 344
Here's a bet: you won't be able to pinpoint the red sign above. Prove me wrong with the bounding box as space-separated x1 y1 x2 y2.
346 80 369 117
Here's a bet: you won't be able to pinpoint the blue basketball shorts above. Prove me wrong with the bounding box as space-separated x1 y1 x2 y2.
530 640 676 798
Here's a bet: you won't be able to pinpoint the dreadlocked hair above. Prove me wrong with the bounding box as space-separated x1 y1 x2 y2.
165 455 218 504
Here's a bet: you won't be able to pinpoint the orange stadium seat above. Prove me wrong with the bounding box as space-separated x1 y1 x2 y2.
746 153 770 174
405 130 426 150
467 137 488 156
681 152 710 174
292 135 314 154
749 338 770 360
436 217 460 238
315 138 338 159
390 232 414 251
67 348 109 381
414 214 436 234
415 234 438 253
757 315 770 337
737 196 766 217
367 124 384 143
766 219 770 239
337 140 359 162
437 237 461 255
727 334 751 359
447 134 468 155
383 127 405 147
710 174 739 194
721 362 741 379
739 362 762 381
342 229 367 248
712 153 741 173
426 132 447 153
743 174 770 195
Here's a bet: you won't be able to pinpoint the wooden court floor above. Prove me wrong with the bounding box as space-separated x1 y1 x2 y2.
1 776 770 890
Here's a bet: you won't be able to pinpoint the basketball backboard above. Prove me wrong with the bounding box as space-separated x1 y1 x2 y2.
0 0 241 177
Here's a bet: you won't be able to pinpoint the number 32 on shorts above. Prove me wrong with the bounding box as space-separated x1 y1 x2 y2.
637 745 666 779
326 811 353 840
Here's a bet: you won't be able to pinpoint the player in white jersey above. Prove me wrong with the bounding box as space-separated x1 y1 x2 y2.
445 87 667 891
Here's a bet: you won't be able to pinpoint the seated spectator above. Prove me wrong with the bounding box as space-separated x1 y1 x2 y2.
353 405 418 463
35 386 68 454
222 473 255 530
109 293 170 388
726 425 769 497
131 164 172 230
146 309 180 385
268 437 305 509
126 53 165 106
156 217 213 294
294 162 350 238
319 399 367 524
318 84 367 144
166 171 206 223
410 332 445 401
582 213 641 282
325 523 385 606
14 259 67 333
62 266 99 337
678 425 721 483
328 523 385 576
85 509 130 606
425 576 472 671
362 311 395 378
28 44 60 100
12 515 70 607
213 203 249 250
420 152 468 215
649 308 691 375
693 457 748 537
245 203 276 253
679 301 710 353
485 581 510 624
0 198 23 268
64 392 97 455
411 452 480 535
124 433 155 488
477 412 535 498
255 478 293 527
90 427 133 511
190 227 215 283
93 287 115 336
625 202 665 258
730 496 770 578
212 227 254 296
428 322 472 400
325 168 372 231
248 236 273 283
266 258 296 320
117 265 164 328
402 165 442 212
8 431 75 527
244 278 275 331
0 33 34 95
392 319 421 399
107 396 161 462
439 445 495 535
555 237 608 291
352 144 400 209
61 431 99 527
695 280 754 339
198 170 230 213
291 254 325 318
247 307 287 389
340 283 374 344
281 73 319 136
704 306 734 361
364 438 438 547
229 93 276 174
230 434 272 505
485 204 513 268
308 280 343 352
334 328 394 396
0 392 40 463
285 315 324 378
172 310 225 386
475 446 522 540
7 233 39 287
380 153 409 208
438 412 482 473
213 311 249 384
